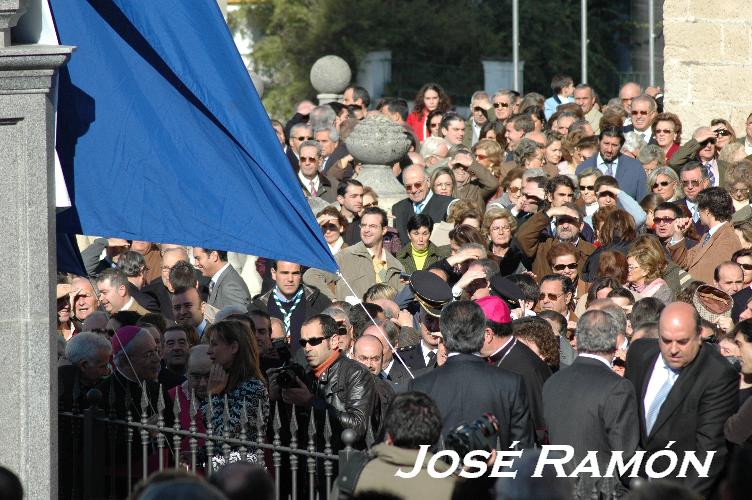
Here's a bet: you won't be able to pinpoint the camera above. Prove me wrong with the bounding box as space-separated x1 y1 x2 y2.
270 338 307 389
445 413 500 457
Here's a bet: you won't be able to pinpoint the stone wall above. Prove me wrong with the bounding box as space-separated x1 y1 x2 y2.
663 0 752 138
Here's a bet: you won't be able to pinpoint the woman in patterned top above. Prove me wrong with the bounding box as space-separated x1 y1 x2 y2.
204 320 269 469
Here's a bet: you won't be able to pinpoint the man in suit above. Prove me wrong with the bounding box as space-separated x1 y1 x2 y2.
192 247 251 309
678 161 711 236
95 268 150 316
285 122 313 172
408 300 535 447
629 95 657 144
543 310 640 493
575 126 648 202
392 164 453 243
625 302 738 497
352 334 395 434
667 187 742 285
732 249 752 321
142 246 190 321
478 296 551 444
668 127 726 188
363 319 412 389
296 140 336 203
117 250 160 313
337 179 364 246
397 307 442 373
462 91 491 147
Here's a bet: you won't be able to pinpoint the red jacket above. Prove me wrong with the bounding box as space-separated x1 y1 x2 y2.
407 110 428 142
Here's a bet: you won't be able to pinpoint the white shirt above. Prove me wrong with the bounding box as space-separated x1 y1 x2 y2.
414 190 434 214
471 120 482 146
120 297 134 312
596 153 618 177
643 355 680 423
702 159 720 187
298 171 320 194
578 352 612 369
383 358 394 375
745 137 752 156
211 262 230 288
420 340 438 366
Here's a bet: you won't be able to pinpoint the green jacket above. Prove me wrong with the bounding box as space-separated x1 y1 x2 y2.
397 241 450 274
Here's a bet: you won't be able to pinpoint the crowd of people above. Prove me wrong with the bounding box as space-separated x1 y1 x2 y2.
53 76 752 500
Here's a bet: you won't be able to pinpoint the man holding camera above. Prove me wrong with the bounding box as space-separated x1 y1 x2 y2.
268 314 376 449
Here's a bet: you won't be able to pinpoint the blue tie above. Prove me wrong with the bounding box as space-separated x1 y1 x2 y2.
692 207 699 223
604 161 614 177
705 163 716 186
646 369 677 434
702 232 711 246
414 202 424 214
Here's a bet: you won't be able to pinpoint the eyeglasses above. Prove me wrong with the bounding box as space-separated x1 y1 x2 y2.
579 184 595 191
434 182 452 189
738 263 752 271
654 216 675 225
404 182 424 192
553 263 578 271
300 156 317 163
295 136 312 141
653 180 673 189
730 187 750 195
682 179 702 188
493 102 510 109
451 163 468 171
655 129 674 135
429 122 441 129
507 186 521 194
539 292 564 301
714 129 732 137
299 336 331 347
700 138 716 147
320 223 339 232
362 201 378 208
627 264 641 272
491 225 511 233
475 153 488 161
631 110 649 116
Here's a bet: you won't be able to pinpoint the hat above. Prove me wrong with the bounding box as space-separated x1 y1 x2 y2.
111 325 143 356
410 270 452 317
490 274 525 302
692 285 732 323
475 296 512 324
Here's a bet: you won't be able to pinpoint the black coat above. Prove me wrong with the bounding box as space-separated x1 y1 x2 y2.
392 194 454 244
408 353 535 448
142 279 174 321
582 240 632 282
624 339 739 497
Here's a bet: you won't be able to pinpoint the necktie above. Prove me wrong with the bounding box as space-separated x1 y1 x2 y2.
414 202 424 214
208 280 215 295
646 369 676 434
426 350 436 367
309 180 317 197
705 163 716 186
691 206 700 223
702 231 711 246
604 161 614 177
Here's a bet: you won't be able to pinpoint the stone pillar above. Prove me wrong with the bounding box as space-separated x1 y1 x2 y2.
0 3 73 498
663 0 752 136
310 55 351 105
482 59 525 95
356 50 391 102
345 115 410 219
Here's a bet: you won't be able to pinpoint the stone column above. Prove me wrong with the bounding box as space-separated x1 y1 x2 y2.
345 114 410 219
663 0 752 136
0 2 73 497
310 55 351 105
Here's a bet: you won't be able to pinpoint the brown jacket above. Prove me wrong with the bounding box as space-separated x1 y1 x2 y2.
455 161 499 210
515 211 596 279
497 161 559 182
668 222 742 285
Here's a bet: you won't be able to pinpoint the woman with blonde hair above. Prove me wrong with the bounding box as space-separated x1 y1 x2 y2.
472 139 504 177
627 236 674 303
430 166 456 197
481 207 527 275
726 160 752 220
647 166 682 202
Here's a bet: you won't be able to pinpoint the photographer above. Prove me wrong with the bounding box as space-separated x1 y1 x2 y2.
332 391 458 500
268 314 376 449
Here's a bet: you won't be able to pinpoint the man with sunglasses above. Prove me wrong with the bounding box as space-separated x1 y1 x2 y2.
678 161 711 236
539 274 576 321
492 89 515 122
268 314 375 449
463 91 492 147
628 95 657 144
731 249 752 322
296 140 336 203
392 164 453 243
576 126 648 202
652 202 698 250
286 122 313 171
669 127 725 188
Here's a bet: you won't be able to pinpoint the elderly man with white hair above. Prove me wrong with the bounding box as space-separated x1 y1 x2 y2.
59 332 113 410
420 136 450 169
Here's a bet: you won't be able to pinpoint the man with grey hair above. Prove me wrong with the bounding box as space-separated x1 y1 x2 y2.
419 136 450 168
622 131 647 159
392 164 454 242
59 332 113 410
574 83 601 133
314 125 339 165
542 310 640 493
286 122 313 170
492 89 516 122
296 140 336 202
628 94 657 143
464 90 491 147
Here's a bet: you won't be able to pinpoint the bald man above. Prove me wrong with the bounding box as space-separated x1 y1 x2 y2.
625 302 738 496
391 164 454 243
353 335 395 433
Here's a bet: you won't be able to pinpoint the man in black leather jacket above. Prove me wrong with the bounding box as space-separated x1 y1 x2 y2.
268 314 376 450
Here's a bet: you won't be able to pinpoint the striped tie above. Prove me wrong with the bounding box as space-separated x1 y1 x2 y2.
702 232 711 246
705 163 716 186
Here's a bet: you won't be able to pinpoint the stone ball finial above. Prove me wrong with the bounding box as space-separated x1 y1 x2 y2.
248 70 264 98
345 114 411 166
310 55 351 94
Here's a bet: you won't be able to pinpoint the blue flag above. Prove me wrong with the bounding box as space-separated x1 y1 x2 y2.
50 0 337 272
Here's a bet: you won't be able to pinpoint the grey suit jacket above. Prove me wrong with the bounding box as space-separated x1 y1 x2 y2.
208 264 251 309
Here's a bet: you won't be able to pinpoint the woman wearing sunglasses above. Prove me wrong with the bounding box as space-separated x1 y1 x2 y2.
647 166 682 202
204 320 269 468
626 235 674 303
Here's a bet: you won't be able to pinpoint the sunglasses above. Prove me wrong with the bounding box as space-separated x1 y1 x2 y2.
493 102 510 109
451 163 468 171
738 263 752 271
507 186 521 194
300 156 317 163
653 180 673 189
714 129 732 137
654 216 675 225
295 136 312 141
299 336 332 347
422 315 441 333
405 182 424 191
553 263 578 271
682 179 702 188
475 153 488 160
700 138 716 147
539 292 564 301
579 185 595 192
320 223 339 232
597 191 616 198
429 122 441 128
631 110 649 116
654 129 674 134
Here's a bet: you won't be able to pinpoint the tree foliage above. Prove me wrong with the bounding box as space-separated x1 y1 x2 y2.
229 0 631 119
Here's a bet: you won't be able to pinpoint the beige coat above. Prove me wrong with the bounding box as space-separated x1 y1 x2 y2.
303 242 404 301
668 222 742 285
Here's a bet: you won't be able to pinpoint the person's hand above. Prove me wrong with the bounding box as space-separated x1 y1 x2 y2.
645 86 661 97
107 238 129 247
266 368 283 401
672 217 691 238
452 154 472 168
693 127 715 144
717 317 734 333
447 247 484 266
513 193 525 212
339 154 353 169
297 101 314 116
208 363 228 396
281 377 314 407
596 185 620 199
455 269 487 290
397 309 414 328
56 283 73 300
566 320 578 334
546 206 580 219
